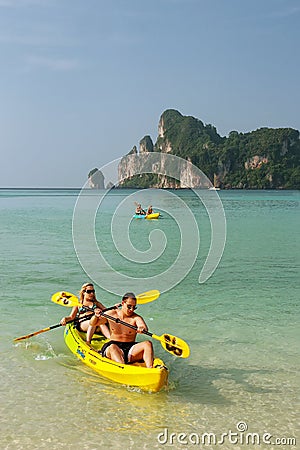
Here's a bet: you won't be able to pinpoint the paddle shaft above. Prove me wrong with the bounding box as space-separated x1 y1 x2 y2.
13 306 117 342
99 311 187 356
101 311 149 334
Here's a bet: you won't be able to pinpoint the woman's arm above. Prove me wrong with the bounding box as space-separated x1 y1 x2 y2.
60 306 78 325
95 300 106 310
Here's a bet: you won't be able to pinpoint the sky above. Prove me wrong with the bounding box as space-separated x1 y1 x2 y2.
0 0 299 187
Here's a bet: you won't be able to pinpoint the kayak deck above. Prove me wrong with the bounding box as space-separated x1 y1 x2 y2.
64 324 168 392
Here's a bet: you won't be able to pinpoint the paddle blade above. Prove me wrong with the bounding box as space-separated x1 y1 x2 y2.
51 291 80 308
13 329 48 342
136 290 160 304
155 333 190 358
13 323 61 342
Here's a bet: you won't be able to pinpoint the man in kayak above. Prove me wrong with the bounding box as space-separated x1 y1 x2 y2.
88 292 154 368
135 203 146 215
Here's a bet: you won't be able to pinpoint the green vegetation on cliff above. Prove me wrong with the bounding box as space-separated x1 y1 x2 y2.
121 109 300 189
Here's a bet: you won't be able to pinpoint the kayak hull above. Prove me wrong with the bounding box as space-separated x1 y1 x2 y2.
64 324 168 392
133 213 160 219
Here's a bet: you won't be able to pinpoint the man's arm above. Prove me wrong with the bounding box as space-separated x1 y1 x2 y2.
135 315 148 333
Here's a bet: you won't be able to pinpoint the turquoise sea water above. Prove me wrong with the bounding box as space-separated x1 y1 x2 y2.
0 188 299 449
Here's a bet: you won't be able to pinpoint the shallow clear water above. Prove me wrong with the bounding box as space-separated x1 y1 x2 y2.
0 188 299 449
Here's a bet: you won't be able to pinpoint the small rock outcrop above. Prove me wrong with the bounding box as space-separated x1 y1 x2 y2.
88 168 105 189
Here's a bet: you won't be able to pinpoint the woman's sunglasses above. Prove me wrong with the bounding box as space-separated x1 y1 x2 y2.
85 289 95 294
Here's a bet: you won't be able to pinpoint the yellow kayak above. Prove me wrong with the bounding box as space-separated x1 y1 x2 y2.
64 323 169 392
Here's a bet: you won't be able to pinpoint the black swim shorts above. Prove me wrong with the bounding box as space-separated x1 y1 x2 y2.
100 340 136 363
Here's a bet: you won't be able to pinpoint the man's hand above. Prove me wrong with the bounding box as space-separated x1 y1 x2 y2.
137 325 146 334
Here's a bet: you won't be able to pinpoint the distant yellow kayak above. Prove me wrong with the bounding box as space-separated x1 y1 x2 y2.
64 323 168 392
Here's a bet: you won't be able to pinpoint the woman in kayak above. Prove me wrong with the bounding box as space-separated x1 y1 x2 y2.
146 205 153 215
60 282 110 340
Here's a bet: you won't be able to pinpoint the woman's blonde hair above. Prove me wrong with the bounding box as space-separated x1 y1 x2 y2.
79 282 94 303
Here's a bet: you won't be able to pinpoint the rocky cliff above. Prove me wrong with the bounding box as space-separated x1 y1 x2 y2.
118 109 300 189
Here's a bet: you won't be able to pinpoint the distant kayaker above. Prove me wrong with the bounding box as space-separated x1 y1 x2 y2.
88 292 154 368
146 205 153 215
135 204 146 215
60 282 110 340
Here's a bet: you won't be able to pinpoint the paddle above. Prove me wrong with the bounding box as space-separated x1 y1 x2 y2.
13 306 117 343
51 291 189 357
14 289 160 343
135 290 160 304
51 289 160 308
99 310 190 358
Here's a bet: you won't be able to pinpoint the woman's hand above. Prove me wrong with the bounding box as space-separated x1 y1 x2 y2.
94 307 102 318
